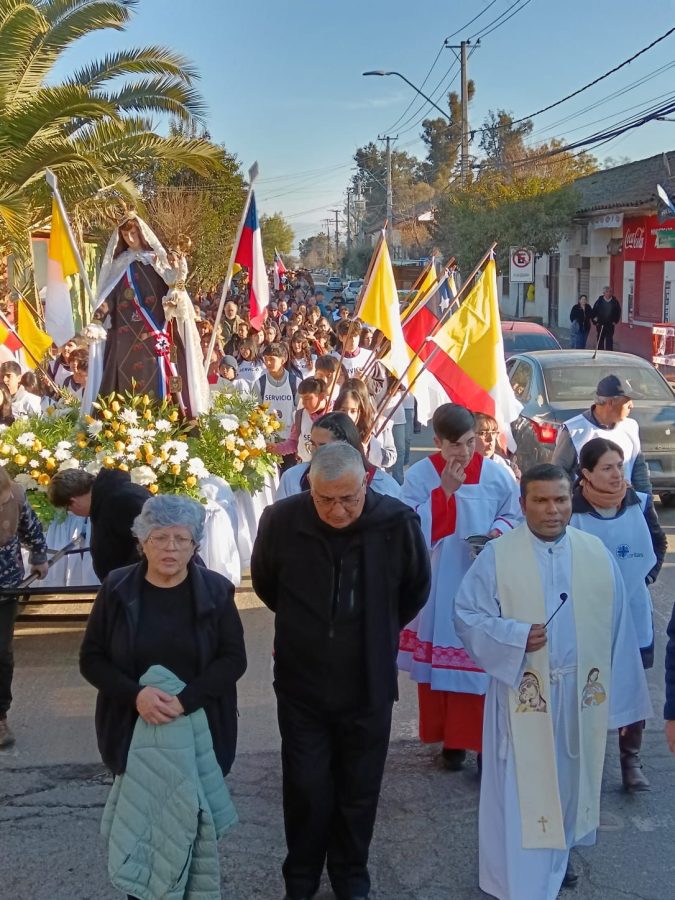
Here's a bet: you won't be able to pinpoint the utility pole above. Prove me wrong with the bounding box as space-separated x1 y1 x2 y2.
346 189 352 254
460 40 469 187
445 38 479 187
330 208 340 269
378 134 397 246
323 218 332 268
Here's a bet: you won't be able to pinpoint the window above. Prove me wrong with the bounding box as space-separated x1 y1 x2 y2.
543 364 672 403
509 361 534 402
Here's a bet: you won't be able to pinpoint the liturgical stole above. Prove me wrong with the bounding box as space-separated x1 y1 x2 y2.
494 525 613 850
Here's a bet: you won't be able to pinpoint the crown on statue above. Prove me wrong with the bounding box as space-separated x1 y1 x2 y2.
115 203 138 228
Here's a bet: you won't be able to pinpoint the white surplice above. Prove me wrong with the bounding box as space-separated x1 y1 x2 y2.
454 529 652 900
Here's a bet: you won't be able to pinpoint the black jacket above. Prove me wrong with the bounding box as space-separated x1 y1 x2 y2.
80 560 247 776
591 295 621 326
250 490 431 709
89 469 151 580
571 485 666 583
665 602 675 719
569 303 592 333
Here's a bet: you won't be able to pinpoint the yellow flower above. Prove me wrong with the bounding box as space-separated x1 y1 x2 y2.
38 473 51 486
118 463 129 472
32 440 42 453
111 400 121 413
95 444 102 452
224 437 236 452
104 430 113 440
186 475 197 488
103 456 115 468
0 443 11 455
111 421 120 433
143 443 153 456
102 410 113 421
142 394 151 406
261 402 270 410
168 410 179 423
84 416 94 425
76 432 86 441
114 441 125 452
13 454 27 466
239 449 250 461
135 450 142 460
143 409 153 421
171 464 181 476
148 483 159 494
30 469 40 479
45 458 56 471
119 424 127 435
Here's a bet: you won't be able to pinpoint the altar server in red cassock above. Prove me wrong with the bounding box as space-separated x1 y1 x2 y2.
398 403 522 769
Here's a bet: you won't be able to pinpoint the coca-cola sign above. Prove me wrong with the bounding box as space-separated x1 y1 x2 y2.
624 225 645 250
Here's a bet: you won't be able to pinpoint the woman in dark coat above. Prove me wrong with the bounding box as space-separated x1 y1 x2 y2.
569 294 592 348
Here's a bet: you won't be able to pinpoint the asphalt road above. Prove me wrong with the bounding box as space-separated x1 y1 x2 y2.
2 431 675 899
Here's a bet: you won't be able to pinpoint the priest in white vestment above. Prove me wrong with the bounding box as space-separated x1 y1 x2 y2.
454 462 652 900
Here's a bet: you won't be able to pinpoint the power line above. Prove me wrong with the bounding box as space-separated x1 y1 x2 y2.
469 0 534 40
445 0 502 41
383 44 445 133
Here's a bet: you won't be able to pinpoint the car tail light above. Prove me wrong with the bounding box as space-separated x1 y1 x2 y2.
532 420 559 444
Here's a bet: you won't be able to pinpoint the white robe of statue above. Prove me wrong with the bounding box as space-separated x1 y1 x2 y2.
454 529 652 900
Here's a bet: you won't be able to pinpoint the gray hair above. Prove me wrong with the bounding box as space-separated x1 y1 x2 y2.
308 442 366 483
132 494 206 544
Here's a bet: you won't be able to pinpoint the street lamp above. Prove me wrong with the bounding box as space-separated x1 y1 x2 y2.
362 70 450 121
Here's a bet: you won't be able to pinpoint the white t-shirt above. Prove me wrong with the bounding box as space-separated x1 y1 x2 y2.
238 360 264 385
332 347 373 379
257 373 295 439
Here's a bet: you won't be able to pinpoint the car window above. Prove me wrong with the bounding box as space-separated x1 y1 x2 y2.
543 364 673 402
501 331 560 352
510 360 534 402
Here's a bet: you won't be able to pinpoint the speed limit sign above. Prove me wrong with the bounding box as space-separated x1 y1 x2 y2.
509 247 534 283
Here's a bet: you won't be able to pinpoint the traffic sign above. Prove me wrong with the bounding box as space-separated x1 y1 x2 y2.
509 247 534 283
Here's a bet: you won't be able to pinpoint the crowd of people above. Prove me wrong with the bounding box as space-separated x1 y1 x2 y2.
1 259 675 900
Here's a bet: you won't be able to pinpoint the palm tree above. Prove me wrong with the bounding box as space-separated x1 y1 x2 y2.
0 0 224 247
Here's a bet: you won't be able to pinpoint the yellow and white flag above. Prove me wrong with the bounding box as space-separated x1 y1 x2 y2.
358 235 410 380
17 301 52 368
45 198 78 347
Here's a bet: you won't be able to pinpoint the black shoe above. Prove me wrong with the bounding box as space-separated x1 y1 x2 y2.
441 748 466 770
562 857 579 888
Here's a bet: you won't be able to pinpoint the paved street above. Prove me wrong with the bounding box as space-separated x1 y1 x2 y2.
2 432 675 899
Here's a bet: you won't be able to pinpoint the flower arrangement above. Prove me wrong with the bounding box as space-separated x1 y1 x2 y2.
0 389 282 526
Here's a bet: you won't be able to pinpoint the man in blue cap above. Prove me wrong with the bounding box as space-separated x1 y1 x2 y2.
552 373 651 493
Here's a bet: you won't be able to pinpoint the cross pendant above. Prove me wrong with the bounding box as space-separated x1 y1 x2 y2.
538 816 548 833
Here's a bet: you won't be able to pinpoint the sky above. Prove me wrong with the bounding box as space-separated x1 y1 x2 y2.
56 0 675 251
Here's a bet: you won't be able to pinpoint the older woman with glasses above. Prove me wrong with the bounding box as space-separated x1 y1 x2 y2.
80 494 246 900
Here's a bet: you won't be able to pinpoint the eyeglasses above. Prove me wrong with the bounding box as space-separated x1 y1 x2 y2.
476 430 499 439
311 479 366 510
147 534 194 549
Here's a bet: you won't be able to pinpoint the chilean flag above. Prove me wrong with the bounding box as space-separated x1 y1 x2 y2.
235 192 269 330
273 248 287 291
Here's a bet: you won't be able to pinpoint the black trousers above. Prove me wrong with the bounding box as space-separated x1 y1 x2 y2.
276 692 393 900
0 597 18 718
596 323 615 350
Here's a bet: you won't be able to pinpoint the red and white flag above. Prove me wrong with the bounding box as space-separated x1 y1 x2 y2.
234 192 269 329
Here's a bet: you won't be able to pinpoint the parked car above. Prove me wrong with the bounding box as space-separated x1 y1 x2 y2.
501 320 561 358
507 350 675 504
326 275 343 293
342 279 363 302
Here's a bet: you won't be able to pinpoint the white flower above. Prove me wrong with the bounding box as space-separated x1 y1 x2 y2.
29 459 39 468
187 457 209 479
85 459 103 475
119 409 139 425
154 418 172 432
232 458 244 472
58 458 80 472
130 465 157 486
54 447 72 461
39 449 51 459
252 434 266 451
56 441 72 450
16 432 36 447
217 414 240 433
14 473 38 490
87 420 103 437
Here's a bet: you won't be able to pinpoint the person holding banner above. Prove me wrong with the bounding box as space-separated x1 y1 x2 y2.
86 212 209 418
453 463 651 900
398 404 521 771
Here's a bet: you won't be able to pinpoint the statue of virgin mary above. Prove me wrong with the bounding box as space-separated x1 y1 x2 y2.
82 211 210 419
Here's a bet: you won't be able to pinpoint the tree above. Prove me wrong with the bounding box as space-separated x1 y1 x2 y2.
479 110 533 169
299 232 331 269
259 213 294 264
0 0 223 258
351 142 432 237
420 85 474 186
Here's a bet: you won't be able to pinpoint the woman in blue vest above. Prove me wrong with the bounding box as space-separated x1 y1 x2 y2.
570 437 666 792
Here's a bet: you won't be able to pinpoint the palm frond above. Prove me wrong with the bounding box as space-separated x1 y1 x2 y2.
101 77 207 122
0 1 49 103
2 85 117 146
0 181 29 237
67 46 198 89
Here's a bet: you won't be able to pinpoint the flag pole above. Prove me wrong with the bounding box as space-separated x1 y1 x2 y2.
44 170 96 325
325 229 385 410
204 161 259 376
366 242 497 441
0 305 59 392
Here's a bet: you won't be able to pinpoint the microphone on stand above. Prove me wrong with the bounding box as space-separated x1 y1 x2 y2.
544 592 568 628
